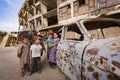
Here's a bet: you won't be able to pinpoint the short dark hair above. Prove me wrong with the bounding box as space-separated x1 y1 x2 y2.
54 32 60 38
48 33 53 37
23 36 29 39
54 32 59 35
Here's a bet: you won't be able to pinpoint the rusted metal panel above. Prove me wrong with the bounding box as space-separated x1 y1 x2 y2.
57 40 90 80
57 18 120 80
83 36 120 80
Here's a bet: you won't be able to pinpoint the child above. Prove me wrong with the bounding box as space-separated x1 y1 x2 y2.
29 37 42 75
47 33 54 47
37 33 46 56
49 33 60 68
47 33 54 67
17 36 30 77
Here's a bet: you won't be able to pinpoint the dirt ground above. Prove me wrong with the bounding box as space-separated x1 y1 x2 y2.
0 47 68 80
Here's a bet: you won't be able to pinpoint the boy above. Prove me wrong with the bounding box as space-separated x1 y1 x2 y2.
29 37 42 75
37 32 46 56
17 36 30 77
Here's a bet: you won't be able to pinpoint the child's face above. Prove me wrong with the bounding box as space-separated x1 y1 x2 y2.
48 34 53 38
35 39 40 44
54 33 58 39
37 36 41 40
18 40 23 44
23 38 29 44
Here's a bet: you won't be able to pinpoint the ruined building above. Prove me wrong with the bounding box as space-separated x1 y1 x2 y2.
18 0 120 33
18 0 57 32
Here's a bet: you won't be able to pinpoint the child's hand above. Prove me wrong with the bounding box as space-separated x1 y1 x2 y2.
51 44 55 46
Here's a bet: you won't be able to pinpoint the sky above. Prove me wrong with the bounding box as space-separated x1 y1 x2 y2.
0 0 25 32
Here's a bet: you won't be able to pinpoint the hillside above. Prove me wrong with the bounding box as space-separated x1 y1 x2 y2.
0 30 7 44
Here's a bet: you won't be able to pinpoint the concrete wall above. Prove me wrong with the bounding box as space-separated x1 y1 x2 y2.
18 0 120 32
59 4 71 20
57 0 120 25
18 0 48 31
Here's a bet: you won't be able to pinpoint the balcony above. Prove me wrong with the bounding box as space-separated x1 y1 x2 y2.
43 8 57 18
41 0 57 11
35 4 41 15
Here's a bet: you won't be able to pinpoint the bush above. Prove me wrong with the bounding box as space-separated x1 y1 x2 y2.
0 31 7 44
0 31 7 37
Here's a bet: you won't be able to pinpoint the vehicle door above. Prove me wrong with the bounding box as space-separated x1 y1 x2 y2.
82 19 120 80
57 23 90 80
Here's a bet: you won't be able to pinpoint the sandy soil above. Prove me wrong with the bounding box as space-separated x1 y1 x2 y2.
0 47 68 80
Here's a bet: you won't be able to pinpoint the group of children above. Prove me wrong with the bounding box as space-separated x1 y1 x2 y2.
17 31 60 77
17 35 43 77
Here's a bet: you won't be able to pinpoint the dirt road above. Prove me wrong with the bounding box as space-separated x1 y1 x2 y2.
0 47 68 80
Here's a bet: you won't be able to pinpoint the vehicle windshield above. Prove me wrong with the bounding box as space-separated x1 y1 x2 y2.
83 20 120 39
64 24 84 41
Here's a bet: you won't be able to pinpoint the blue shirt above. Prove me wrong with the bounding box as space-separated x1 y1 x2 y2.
47 38 54 46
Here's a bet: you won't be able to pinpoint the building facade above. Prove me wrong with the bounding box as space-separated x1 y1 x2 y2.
57 0 120 25
18 0 57 31
18 0 120 32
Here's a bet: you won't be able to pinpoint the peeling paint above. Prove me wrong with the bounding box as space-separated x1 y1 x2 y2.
57 18 120 80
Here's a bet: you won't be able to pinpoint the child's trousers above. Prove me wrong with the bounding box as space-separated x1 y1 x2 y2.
29 57 41 73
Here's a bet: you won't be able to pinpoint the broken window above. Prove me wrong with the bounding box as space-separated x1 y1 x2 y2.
36 17 42 27
64 24 84 41
29 20 35 30
36 4 41 15
48 15 58 26
79 0 86 6
32 22 35 30
29 9 34 18
84 20 120 39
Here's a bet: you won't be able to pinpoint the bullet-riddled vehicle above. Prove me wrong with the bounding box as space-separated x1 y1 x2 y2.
57 18 120 80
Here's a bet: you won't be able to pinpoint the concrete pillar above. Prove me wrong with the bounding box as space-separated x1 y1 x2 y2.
18 25 20 31
57 0 60 24
26 1 30 30
28 21 30 30
34 19 37 29
27 11 31 30
95 0 99 15
71 0 74 18
33 0 37 29
41 3 48 27
34 7 36 16
33 0 36 16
